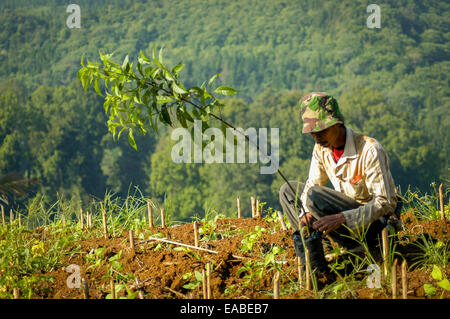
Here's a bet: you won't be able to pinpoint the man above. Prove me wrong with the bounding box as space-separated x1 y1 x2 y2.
279 92 399 254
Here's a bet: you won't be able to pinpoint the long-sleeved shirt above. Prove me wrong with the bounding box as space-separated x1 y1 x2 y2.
300 126 398 232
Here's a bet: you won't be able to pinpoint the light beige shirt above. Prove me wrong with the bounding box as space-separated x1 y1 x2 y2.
300 126 398 232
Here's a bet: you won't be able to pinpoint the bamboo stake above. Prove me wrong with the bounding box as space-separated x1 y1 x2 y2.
135 278 144 299
439 183 445 221
305 248 311 291
273 271 280 299
13 288 20 299
80 208 84 229
401 259 408 299
102 210 108 239
256 199 260 217
18 212 21 227
9 209 14 223
193 221 199 247
392 259 398 299
160 207 166 228
129 230 135 250
87 212 92 228
206 263 212 299
277 211 287 230
202 269 207 299
382 227 389 278
1 205 5 226
297 256 303 289
110 279 116 299
82 278 89 299
147 200 153 228
237 197 241 218
251 196 256 217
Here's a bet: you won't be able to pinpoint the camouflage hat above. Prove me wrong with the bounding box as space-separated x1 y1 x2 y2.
299 92 344 134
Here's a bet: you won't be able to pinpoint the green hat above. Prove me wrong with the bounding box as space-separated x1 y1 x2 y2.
299 92 344 134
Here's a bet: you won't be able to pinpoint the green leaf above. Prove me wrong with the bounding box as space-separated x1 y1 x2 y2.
208 73 221 86
176 109 188 128
128 128 137 150
164 69 175 82
122 55 129 69
94 78 103 96
214 86 238 95
437 279 450 291
424 283 437 297
172 63 184 76
156 96 174 104
183 282 200 290
160 106 172 125
172 82 188 95
194 270 203 282
431 265 443 281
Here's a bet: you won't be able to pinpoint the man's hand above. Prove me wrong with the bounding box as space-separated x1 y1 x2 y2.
300 212 315 227
312 213 346 236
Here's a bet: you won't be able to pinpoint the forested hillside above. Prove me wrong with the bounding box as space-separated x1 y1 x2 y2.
0 0 448 220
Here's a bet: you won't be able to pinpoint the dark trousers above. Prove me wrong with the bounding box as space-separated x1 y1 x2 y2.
279 181 385 249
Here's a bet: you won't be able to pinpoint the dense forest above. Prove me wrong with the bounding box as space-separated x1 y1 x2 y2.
0 0 448 220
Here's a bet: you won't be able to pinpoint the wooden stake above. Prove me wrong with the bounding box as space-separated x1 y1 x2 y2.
297 256 303 289
401 259 408 299
193 221 199 247
237 197 241 218
13 288 20 299
1 205 5 226
82 278 89 299
160 207 166 228
277 211 287 230
256 199 260 217
87 212 92 228
305 248 311 291
110 279 116 299
147 200 153 228
9 209 14 223
251 196 256 218
80 208 84 229
18 212 21 227
129 230 135 250
206 263 212 299
202 270 207 299
135 278 144 299
439 183 445 221
102 210 108 239
382 227 389 277
273 271 280 299
392 259 398 299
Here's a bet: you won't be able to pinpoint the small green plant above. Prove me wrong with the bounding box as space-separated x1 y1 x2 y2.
240 225 267 253
181 270 203 290
423 265 450 298
85 247 106 270
411 235 449 268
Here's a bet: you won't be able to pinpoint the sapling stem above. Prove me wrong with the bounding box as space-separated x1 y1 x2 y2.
273 271 280 299
392 258 398 299
237 197 241 218
202 270 207 299
193 221 199 247
382 227 389 278
401 259 408 299
102 210 108 239
80 208 84 229
160 207 166 228
206 263 212 299
9 209 13 223
147 200 153 228
251 197 256 218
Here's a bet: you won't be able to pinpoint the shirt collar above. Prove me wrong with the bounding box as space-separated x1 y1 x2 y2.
335 126 357 166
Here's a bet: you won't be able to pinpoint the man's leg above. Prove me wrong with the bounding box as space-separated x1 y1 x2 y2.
305 185 384 249
279 181 305 232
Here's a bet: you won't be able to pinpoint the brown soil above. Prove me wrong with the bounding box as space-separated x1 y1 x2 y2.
34 216 449 299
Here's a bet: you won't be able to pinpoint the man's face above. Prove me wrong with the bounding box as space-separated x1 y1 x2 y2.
310 124 343 148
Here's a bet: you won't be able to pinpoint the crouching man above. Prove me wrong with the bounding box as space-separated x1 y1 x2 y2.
279 92 399 264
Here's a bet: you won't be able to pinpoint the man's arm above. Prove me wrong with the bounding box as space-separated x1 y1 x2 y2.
341 143 398 232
